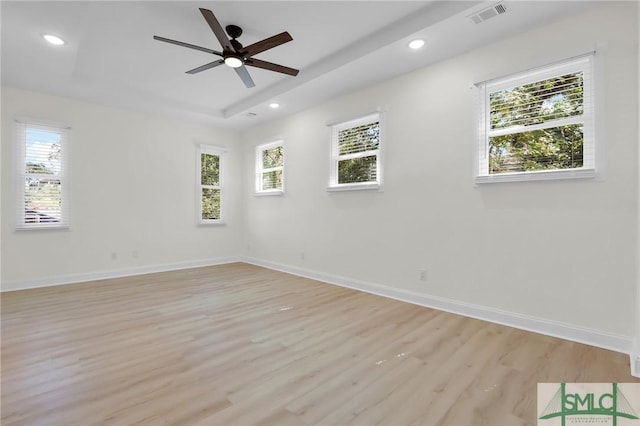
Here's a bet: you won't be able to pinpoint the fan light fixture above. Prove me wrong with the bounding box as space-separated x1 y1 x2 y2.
408 39 425 50
154 8 299 88
43 34 65 45
224 56 243 68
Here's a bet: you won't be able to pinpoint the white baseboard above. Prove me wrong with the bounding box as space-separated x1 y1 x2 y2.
1 256 241 292
4 255 636 377
241 256 634 359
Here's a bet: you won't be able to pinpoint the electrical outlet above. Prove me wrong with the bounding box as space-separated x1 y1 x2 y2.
419 269 428 281
300 251 305 260
111 252 118 261
132 250 139 259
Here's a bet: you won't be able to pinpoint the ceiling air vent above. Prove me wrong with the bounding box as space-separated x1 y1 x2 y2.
468 3 507 24
245 112 257 117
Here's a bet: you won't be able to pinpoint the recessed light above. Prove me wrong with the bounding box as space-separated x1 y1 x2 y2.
269 103 280 109
408 39 425 50
42 34 65 46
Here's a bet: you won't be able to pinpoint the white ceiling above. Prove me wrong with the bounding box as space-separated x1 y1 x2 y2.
1 1 594 130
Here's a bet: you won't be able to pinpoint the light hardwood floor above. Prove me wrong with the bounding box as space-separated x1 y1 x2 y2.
1 263 637 425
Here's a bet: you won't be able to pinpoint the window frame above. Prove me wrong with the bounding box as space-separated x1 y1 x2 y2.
15 118 70 230
196 144 226 226
255 140 284 195
475 53 596 184
328 111 383 192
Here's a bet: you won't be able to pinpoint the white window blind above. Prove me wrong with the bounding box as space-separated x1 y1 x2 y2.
198 145 224 224
16 119 69 229
329 112 381 189
256 141 284 194
477 53 595 183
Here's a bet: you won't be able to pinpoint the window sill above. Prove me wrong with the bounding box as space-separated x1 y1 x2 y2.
16 224 69 231
254 190 284 197
199 220 226 226
327 182 381 192
476 168 596 184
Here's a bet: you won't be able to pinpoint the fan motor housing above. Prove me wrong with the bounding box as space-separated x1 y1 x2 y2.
153 7 299 88
225 25 243 39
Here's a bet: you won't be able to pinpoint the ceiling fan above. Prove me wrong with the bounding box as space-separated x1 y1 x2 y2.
154 8 299 88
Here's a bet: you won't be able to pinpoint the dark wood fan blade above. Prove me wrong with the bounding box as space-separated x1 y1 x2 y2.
199 8 233 52
186 60 225 74
153 36 222 56
245 58 299 76
235 66 255 88
243 32 293 57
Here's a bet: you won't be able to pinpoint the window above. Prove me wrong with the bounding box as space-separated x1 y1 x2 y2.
329 112 382 190
16 119 69 229
197 145 224 224
255 141 284 194
476 54 595 183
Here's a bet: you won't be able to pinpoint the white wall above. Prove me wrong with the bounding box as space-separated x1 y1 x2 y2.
241 2 639 337
0 2 637 357
1 87 243 289
636 0 640 375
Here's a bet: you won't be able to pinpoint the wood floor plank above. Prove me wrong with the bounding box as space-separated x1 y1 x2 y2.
1 262 637 425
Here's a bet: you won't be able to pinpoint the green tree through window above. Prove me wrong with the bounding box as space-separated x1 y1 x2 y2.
330 114 381 188
487 70 586 174
200 151 221 221
261 145 283 191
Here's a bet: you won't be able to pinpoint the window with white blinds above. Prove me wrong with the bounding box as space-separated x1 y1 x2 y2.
197 145 224 224
329 112 382 190
16 119 69 229
476 53 596 183
255 141 284 194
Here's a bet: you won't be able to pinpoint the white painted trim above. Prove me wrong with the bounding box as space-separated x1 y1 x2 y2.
326 182 381 192
4 256 636 377
325 106 387 128
254 190 284 197
476 168 596 184
1 256 240 292
197 144 225 225
16 119 71 230
475 52 597 183
14 115 72 130
632 339 640 378
240 256 634 358
255 140 284 194
471 47 597 88
632 355 640 378
328 111 383 190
